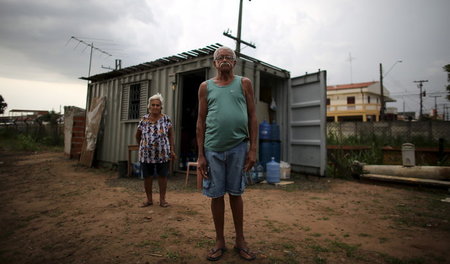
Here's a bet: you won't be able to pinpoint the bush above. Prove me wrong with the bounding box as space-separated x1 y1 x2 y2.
17 134 40 151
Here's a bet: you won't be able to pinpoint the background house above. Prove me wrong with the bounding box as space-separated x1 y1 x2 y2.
326 81 396 122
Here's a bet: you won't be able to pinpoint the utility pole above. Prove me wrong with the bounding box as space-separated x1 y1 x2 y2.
430 95 441 118
223 0 256 54
348 53 355 83
379 63 385 120
414 80 428 120
379 60 402 121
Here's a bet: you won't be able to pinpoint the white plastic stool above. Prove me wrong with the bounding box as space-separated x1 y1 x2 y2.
185 161 198 186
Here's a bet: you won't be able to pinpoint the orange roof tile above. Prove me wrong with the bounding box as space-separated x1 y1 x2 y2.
327 81 378 90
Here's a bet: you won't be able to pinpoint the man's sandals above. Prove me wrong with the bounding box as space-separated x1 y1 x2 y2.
234 246 256 261
206 246 256 261
159 201 170 207
140 201 153 207
207 247 226 261
140 201 170 208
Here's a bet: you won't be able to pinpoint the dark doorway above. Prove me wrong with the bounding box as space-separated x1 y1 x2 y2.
178 70 206 171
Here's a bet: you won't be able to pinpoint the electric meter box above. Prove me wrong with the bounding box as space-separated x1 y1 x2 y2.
401 143 415 167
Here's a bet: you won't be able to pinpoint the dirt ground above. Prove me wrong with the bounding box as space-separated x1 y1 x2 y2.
0 150 449 264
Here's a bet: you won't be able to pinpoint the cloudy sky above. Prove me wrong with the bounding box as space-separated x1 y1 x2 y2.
1 0 449 116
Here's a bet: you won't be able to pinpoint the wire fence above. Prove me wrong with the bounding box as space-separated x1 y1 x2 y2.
326 120 450 177
327 120 450 147
0 120 64 146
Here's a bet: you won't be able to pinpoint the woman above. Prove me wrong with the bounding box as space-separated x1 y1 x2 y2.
136 93 176 208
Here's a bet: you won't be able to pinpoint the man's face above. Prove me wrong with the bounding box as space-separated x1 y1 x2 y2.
214 49 236 70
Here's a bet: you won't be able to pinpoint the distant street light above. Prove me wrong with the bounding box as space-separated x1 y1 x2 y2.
379 59 403 120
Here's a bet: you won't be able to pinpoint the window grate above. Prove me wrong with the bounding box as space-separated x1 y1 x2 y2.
128 83 141 120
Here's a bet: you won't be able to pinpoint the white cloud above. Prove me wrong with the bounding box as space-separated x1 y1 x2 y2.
0 0 449 114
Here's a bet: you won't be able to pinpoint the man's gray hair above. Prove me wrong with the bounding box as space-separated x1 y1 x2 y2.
148 92 164 108
213 46 236 60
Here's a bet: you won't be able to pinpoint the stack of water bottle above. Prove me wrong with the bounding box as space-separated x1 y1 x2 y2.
248 163 265 184
247 157 281 185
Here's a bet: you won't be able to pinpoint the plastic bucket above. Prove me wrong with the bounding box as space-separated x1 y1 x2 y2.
266 157 280 183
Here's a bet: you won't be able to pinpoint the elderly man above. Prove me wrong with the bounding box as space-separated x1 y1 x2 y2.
196 46 257 261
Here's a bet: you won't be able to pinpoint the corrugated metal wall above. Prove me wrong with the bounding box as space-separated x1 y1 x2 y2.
89 57 216 164
88 55 290 165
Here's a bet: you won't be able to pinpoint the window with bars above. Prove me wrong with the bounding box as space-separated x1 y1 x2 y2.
128 83 141 120
347 96 355 104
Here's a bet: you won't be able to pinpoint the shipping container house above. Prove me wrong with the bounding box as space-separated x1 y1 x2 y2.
84 43 327 176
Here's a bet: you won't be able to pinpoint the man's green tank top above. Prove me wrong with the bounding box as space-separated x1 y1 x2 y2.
205 75 248 151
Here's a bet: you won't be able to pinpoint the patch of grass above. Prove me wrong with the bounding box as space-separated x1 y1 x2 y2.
267 255 300 264
160 227 182 239
324 206 335 213
281 242 296 250
328 239 360 258
357 233 371 237
166 250 180 261
195 238 214 249
261 219 291 233
0 129 63 152
135 240 152 248
381 253 426 264
308 244 329 253
313 255 327 264
309 233 322 238
135 240 163 253
299 225 311 232
378 237 389 243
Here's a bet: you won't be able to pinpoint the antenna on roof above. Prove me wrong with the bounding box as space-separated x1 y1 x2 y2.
67 36 113 78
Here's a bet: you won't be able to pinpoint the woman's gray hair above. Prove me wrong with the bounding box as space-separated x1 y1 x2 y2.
148 93 164 108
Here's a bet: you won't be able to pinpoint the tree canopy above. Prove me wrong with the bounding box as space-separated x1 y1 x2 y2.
0 95 7 114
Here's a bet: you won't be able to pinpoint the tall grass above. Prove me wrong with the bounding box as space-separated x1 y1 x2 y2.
0 127 62 152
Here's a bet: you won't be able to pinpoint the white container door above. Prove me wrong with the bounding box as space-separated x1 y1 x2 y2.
288 71 327 176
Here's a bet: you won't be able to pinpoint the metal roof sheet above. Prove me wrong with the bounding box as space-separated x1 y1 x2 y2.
81 43 289 82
